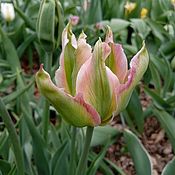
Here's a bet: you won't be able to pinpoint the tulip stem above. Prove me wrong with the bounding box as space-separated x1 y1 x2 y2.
69 126 77 175
43 52 52 141
76 126 94 175
120 113 126 127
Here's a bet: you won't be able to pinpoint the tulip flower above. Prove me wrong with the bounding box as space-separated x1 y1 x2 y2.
1 3 15 22
140 8 148 19
36 23 149 127
70 15 79 26
124 2 136 14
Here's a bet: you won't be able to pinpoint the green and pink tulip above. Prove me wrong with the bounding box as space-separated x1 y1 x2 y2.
36 23 149 127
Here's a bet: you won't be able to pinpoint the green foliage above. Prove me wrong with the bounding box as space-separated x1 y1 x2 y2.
0 0 175 174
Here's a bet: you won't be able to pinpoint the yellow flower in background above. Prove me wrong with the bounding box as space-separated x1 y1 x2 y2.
171 0 175 8
124 2 136 14
140 8 148 19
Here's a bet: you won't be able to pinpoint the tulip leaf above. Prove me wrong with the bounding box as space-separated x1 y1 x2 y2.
149 60 161 93
104 158 127 175
130 18 150 39
3 78 34 104
0 27 21 73
159 41 175 57
145 18 166 41
144 86 171 109
123 129 152 175
153 109 175 152
89 152 126 175
110 18 130 33
17 33 37 58
0 160 11 175
87 142 110 175
22 107 50 175
126 90 144 133
91 125 120 147
86 0 102 24
52 141 69 175
162 158 175 175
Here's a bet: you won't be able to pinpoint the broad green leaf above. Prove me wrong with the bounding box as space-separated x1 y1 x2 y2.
126 90 144 133
145 18 166 41
149 60 161 93
0 160 11 175
3 79 34 104
0 99 25 175
124 129 152 175
110 18 130 33
153 109 175 152
86 0 102 24
0 28 21 73
22 107 50 175
162 56 173 97
130 18 150 39
52 141 69 175
17 34 37 58
159 41 175 57
89 152 126 175
14 5 35 30
162 158 175 175
144 86 171 110
104 158 127 175
87 142 110 175
91 125 120 147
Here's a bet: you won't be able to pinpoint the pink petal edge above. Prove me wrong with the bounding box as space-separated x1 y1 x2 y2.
74 93 101 126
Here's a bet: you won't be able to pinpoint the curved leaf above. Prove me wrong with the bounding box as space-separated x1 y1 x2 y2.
124 129 152 175
162 158 175 175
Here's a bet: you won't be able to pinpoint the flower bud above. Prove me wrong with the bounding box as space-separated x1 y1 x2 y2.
36 0 64 52
140 8 148 19
124 2 136 14
1 3 15 22
70 15 79 26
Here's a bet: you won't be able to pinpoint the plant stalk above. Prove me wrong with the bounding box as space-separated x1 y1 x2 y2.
76 126 94 175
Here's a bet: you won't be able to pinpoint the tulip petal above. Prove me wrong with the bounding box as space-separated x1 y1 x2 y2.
106 44 128 83
55 24 77 94
36 65 101 127
76 40 117 122
115 43 149 114
72 32 92 93
105 26 128 83
55 29 92 95
105 26 114 44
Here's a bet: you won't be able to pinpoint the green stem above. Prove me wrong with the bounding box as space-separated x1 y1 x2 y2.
43 52 52 141
69 126 77 175
76 126 94 175
0 98 25 175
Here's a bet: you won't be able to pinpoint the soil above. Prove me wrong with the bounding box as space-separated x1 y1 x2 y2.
102 87 174 175
104 117 174 175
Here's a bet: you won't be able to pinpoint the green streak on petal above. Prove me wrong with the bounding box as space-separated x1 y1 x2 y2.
64 42 76 95
91 42 112 120
76 40 115 122
105 44 115 73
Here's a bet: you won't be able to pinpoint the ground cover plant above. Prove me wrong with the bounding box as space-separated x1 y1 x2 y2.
0 0 175 175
